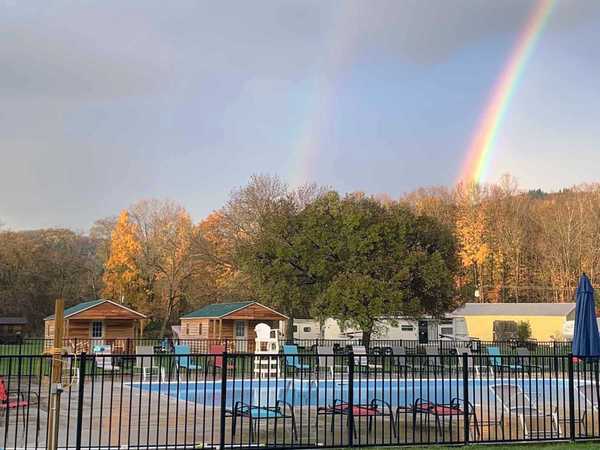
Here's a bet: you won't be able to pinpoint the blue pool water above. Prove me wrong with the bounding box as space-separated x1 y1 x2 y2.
134 377 570 407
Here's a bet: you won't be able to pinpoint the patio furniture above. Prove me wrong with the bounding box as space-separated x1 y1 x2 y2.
424 347 446 372
316 346 347 377
317 398 396 438
135 346 164 381
210 344 236 373
226 400 298 443
486 346 524 374
0 377 39 430
515 347 542 371
94 345 120 372
490 383 559 439
389 346 417 374
576 382 600 411
174 344 201 379
352 345 383 372
282 344 311 374
401 397 479 441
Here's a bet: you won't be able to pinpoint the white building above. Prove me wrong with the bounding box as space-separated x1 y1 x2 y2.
283 316 468 341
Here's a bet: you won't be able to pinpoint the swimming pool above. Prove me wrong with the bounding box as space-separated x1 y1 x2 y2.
134 377 570 407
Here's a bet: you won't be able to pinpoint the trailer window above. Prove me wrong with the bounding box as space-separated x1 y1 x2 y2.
401 325 414 331
303 327 311 333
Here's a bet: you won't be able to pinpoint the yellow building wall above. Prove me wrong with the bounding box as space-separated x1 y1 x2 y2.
463 315 566 341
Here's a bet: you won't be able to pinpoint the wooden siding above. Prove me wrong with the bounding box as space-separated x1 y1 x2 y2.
70 302 143 320
224 303 286 321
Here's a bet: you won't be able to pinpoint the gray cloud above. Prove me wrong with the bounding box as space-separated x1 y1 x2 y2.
0 0 599 229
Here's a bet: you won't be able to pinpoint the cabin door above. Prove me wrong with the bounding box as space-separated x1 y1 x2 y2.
233 320 248 352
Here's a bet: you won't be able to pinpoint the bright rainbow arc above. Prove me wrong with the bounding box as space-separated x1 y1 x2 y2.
459 0 556 184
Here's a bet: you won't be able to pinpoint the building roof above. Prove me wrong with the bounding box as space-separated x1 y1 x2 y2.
45 299 146 320
0 317 28 325
182 301 287 319
182 301 255 318
451 302 576 317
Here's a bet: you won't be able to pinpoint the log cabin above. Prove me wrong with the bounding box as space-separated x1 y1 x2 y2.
179 301 287 352
0 317 28 343
44 299 146 353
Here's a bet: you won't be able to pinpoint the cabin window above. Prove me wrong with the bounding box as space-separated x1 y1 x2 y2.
91 321 103 338
235 321 246 338
198 323 203 335
401 325 414 331
292 325 298 332
303 327 311 333
184 323 189 335
440 327 454 335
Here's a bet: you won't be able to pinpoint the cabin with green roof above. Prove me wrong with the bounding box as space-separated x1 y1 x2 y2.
44 299 146 353
179 301 287 352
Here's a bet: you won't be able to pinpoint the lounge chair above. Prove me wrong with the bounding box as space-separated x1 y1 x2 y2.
282 344 311 374
174 344 201 379
94 345 120 372
209 344 235 373
226 399 297 443
424 347 446 372
515 347 542 371
490 383 559 439
135 346 163 381
576 382 600 411
390 345 417 374
0 377 39 428
486 346 524 374
316 346 346 377
352 345 383 372
403 397 479 441
317 398 396 438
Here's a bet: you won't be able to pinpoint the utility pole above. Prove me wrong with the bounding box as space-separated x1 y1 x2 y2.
47 298 65 450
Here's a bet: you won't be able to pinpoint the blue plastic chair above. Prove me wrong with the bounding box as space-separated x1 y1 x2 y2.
487 346 522 371
174 344 200 377
282 344 311 373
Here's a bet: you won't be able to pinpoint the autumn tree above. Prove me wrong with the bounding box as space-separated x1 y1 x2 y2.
102 211 145 306
102 200 200 336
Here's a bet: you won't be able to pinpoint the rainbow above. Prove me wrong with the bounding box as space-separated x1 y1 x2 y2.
459 0 556 184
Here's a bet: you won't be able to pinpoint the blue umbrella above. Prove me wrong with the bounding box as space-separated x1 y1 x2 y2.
572 274 600 358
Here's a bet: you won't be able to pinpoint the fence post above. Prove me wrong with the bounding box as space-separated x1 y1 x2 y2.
219 350 228 450
347 350 355 447
568 353 576 441
75 353 87 450
462 352 470 445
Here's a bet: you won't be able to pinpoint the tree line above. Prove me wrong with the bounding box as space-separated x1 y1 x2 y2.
0 174 595 336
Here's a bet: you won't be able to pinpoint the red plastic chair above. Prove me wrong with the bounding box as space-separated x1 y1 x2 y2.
0 377 39 430
209 344 235 371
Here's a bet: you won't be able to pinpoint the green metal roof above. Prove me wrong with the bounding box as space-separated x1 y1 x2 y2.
45 299 106 320
182 301 255 318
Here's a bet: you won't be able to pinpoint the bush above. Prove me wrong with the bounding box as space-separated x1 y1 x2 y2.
517 321 532 341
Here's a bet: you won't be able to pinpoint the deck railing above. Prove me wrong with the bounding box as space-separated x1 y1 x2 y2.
1 350 599 449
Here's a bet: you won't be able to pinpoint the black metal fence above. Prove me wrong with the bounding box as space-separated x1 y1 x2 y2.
0 337 574 356
2 350 600 449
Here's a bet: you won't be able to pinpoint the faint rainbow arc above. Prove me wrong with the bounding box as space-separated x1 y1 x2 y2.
459 0 556 184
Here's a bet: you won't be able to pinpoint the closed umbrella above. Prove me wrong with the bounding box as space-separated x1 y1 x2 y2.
572 273 600 426
572 274 600 358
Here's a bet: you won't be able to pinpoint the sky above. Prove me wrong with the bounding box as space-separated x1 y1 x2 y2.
1 0 600 230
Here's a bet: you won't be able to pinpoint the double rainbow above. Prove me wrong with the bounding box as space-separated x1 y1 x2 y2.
459 0 556 184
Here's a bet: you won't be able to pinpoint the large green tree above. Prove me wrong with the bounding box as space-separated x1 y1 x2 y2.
242 191 460 345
